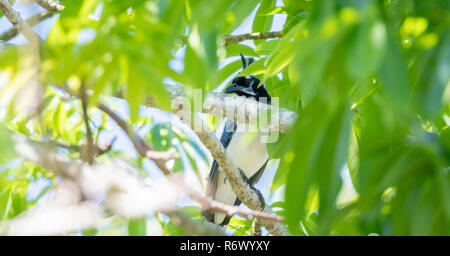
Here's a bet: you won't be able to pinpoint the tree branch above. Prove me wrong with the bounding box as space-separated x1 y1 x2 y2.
0 0 40 43
0 11 54 41
80 85 95 164
178 31 284 46
166 84 297 133
35 0 64 12
46 138 114 157
60 83 296 141
222 31 283 46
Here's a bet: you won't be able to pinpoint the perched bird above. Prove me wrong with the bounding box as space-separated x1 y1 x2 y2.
201 54 271 226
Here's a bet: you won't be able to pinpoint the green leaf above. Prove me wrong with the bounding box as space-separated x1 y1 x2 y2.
377 32 410 109
217 59 243 84
314 103 351 233
128 217 147 236
127 66 146 122
138 64 171 111
255 39 279 55
238 57 266 76
0 124 18 163
346 19 387 81
53 103 67 137
264 21 306 79
284 98 351 235
259 6 288 16
180 206 201 219
252 0 275 39
285 99 330 234
225 44 258 58
414 32 450 118
82 228 97 236
222 0 259 34
0 190 13 221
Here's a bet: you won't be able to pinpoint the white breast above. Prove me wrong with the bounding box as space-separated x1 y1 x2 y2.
213 123 268 224
227 125 268 176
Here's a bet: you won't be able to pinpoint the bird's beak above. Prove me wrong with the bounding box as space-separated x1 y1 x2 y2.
224 83 257 96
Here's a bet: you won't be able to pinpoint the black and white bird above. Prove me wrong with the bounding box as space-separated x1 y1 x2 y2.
201 54 271 226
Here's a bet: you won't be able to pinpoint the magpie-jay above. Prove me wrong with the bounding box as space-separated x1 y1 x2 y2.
201 54 271 226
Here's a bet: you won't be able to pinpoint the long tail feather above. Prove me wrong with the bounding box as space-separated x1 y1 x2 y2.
240 53 247 69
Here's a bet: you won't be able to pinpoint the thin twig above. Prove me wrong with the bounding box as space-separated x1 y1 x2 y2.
57 86 180 168
222 31 283 46
97 102 178 175
178 31 284 46
80 85 95 164
46 138 115 157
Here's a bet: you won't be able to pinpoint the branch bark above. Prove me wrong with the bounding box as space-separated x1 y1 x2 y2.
80 85 95 164
0 11 54 41
35 0 64 12
178 31 283 46
166 84 297 133
0 0 40 43
222 31 283 46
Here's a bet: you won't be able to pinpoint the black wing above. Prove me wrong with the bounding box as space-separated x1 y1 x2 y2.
201 119 236 223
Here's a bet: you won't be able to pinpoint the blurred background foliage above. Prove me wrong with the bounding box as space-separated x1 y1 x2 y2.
0 0 449 235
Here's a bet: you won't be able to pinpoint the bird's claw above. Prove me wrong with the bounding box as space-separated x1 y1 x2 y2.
237 168 250 186
236 168 265 209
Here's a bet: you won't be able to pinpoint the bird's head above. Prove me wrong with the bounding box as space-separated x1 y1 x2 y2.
224 54 271 104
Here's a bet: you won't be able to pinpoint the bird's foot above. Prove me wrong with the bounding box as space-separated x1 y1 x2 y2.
237 168 265 210
237 168 250 185
250 183 266 210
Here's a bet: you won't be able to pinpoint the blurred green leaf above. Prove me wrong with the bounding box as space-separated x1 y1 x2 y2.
0 124 18 163
217 59 243 84
252 0 275 39
128 217 147 236
225 44 259 58
377 32 410 110
345 18 386 81
238 57 266 76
